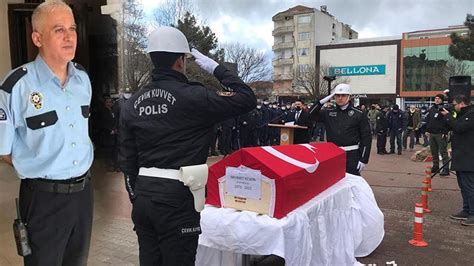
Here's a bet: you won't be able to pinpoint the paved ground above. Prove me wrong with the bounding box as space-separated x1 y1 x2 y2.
1 139 473 265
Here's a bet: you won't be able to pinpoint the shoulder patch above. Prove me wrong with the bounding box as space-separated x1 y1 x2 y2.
73 62 87 73
216 91 236 97
1 66 27 93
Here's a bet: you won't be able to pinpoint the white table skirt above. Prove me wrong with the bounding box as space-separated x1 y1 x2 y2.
196 174 384 266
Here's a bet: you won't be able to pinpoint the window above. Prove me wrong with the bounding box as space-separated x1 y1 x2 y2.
332 23 335 29
298 64 310 73
284 49 293 58
298 48 309 56
298 32 310 41
298 15 310 24
274 51 282 60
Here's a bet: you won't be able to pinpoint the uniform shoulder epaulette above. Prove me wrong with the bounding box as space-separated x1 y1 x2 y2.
73 62 87 73
1 66 27 93
351 106 363 113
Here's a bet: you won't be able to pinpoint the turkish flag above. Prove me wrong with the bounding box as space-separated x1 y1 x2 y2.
207 142 346 218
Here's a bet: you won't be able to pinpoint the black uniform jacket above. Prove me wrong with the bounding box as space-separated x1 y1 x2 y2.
309 102 371 163
119 65 256 197
445 105 474 172
375 110 388 133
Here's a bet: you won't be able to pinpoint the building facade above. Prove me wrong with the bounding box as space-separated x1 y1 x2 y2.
400 25 474 103
272 5 357 100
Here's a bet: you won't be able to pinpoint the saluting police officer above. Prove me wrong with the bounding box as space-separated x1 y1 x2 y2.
118 26 257 265
309 84 372 175
0 1 94 265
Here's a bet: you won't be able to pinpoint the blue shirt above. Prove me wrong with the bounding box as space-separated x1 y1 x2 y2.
0 55 93 180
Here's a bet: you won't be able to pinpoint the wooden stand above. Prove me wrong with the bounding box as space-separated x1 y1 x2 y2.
268 124 308 145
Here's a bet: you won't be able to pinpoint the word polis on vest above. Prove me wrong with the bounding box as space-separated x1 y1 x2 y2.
134 88 177 116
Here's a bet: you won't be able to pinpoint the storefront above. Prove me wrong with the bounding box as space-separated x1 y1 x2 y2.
316 37 401 107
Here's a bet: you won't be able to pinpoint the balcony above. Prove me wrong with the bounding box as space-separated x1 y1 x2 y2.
272 57 294 67
272 42 294 51
272 26 294 36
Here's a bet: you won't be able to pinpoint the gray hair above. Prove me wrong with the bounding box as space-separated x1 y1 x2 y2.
32 0 72 32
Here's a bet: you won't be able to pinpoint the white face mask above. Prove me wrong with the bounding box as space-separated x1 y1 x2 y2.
286 105 291 109
281 107 286 111
256 105 262 109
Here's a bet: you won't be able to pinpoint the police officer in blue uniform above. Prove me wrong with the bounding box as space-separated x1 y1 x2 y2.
0 1 93 265
118 26 256 265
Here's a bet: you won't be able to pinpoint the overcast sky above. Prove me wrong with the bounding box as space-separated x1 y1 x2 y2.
139 0 473 56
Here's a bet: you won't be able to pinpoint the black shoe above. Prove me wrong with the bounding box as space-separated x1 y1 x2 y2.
461 216 474 226
388 151 395 154
440 171 450 176
450 211 469 220
397 151 402 155
431 166 439 173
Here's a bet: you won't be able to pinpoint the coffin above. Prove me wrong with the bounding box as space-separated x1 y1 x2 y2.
206 143 346 218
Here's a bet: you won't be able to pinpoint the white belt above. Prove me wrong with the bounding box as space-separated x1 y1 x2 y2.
139 167 180 180
138 165 209 213
340 144 359 152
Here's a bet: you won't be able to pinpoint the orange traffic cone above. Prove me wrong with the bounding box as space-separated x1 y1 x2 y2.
409 203 428 247
421 181 431 213
424 166 432 192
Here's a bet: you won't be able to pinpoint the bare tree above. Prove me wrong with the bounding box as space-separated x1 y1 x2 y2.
153 0 194 26
444 58 471 78
121 0 152 92
220 43 271 83
294 64 350 98
429 59 470 90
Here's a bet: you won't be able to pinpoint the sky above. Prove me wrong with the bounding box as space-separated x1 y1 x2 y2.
139 0 473 58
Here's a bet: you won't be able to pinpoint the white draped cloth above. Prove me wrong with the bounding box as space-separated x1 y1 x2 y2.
196 174 384 266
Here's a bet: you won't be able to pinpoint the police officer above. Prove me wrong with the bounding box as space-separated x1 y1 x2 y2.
309 84 371 175
118 26 256 265
375 105 389 154
0 1 93 264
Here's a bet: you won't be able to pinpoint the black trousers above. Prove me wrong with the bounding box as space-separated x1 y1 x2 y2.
346 150 362 176
456 171 474 215
19 179 93 266
132 176 201 266
376 132 387 152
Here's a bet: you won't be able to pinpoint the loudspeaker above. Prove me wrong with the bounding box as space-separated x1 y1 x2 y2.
448 76 471 102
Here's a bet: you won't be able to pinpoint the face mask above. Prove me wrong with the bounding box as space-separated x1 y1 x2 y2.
263 101 269 105
256 105 261 109
281 107 286 111
286 105 291 109
295 106 301 111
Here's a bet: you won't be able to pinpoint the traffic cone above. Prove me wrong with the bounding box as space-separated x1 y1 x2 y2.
424 166 432 192
421 182 431 213
409 203 428 247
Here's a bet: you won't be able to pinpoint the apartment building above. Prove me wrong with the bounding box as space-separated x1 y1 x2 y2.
272 5 358 100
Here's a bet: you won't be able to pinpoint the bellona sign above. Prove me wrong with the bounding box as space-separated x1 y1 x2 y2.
329 65 386 76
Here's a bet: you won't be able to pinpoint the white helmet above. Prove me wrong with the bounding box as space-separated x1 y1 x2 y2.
333 83 352 95
147 26 190 54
